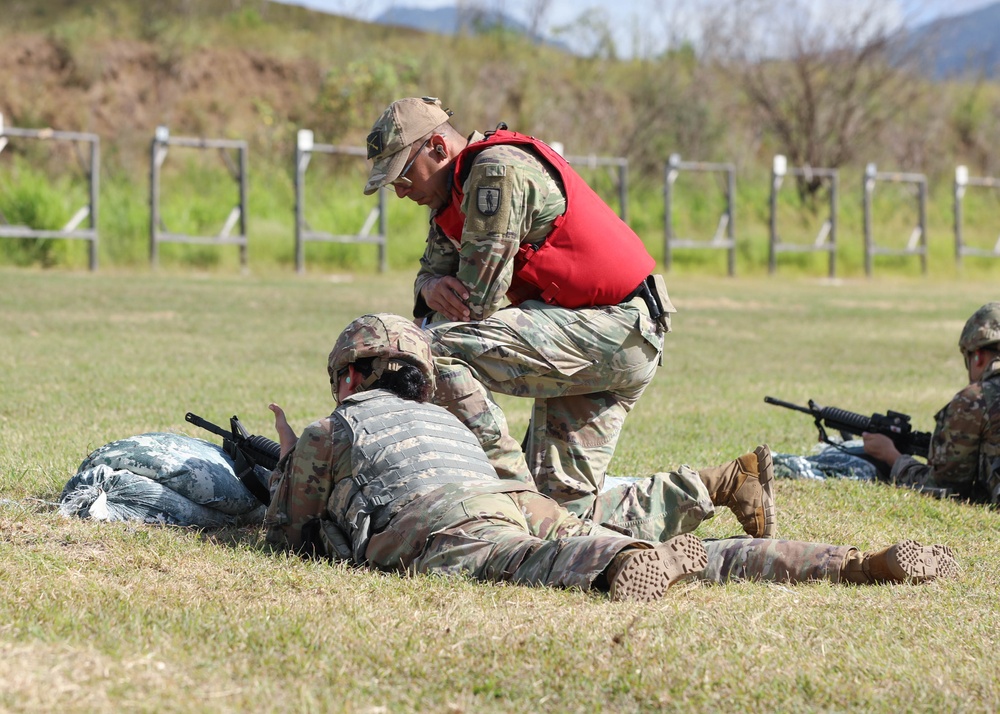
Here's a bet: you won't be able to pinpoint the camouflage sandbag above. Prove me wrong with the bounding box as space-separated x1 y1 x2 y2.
772 439 879 482
59 432 266 527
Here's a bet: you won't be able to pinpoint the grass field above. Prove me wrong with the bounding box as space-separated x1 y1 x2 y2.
1 267 998 712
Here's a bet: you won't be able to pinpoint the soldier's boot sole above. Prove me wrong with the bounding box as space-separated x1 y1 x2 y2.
884 541 960 582
753 444 777 539
609 534 708 602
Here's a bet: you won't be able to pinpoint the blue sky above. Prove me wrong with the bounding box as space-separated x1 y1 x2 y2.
275 0 999 56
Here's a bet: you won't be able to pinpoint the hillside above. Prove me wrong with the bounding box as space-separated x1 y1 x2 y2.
4 0 1000 181
0 0 624 172
0 0 428 167
911 1 1000 78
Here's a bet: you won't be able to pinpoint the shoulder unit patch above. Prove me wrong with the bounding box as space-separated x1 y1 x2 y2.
477 187 501 216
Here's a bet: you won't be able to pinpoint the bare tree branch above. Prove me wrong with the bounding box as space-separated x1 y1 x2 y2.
703 0 926 196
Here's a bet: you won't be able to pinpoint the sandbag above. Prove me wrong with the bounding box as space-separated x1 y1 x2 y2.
77 432 261 514
60 432 267 527
772 439 878 482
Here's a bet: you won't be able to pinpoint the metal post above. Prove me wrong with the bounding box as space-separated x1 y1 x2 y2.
238 143 248 271
768 156 783 274
954 166 966 268
294 143 306 275
863 163 875 277
726 166 736 276
150 129 164 269
89 137 99 271
377 188 388 272
663 156 676 272
918 177 928 275
829 171 838 278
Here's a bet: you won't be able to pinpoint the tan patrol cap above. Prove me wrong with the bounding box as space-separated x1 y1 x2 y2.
364 96 452 195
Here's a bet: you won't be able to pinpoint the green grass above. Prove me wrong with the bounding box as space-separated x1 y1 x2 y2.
1 268 998 712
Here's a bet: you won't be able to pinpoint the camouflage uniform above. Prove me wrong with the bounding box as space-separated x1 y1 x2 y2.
419 139 712 531
888 303 1000 503
265 311 955 590
699 538 908 585
264 387 922 589
264 389 650 591
890 357 1000 503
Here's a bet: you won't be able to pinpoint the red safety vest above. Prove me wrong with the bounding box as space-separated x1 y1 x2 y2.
433 129 654 308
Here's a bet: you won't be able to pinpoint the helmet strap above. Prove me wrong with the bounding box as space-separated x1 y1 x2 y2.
360 357 406 390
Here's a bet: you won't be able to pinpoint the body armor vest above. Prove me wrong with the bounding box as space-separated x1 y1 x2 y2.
334 390 499 559
433 129 654 308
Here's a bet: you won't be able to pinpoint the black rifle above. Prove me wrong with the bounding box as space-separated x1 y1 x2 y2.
186 412 282 506
764 396 932 477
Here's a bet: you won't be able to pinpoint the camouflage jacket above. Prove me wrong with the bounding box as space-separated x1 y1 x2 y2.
413 131 566 321
264 389 525 565
891 358 1000 502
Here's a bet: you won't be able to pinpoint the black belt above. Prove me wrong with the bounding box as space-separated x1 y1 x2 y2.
623 275 663 321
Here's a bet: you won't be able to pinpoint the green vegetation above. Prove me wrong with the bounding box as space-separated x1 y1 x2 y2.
1 268 998 711
1 0 1000 277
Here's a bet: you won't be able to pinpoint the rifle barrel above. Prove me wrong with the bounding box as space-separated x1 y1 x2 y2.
763 396 815 415
185 412 231 440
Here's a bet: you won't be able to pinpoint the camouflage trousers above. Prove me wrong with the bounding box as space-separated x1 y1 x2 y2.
386 489 857 591
593 469 714 542
430 297 687 520
407 489 641 591
699 537 854 584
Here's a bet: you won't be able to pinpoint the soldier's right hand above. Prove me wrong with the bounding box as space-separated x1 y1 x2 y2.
421 275 471 322
268 403 298 458
862 432 901 468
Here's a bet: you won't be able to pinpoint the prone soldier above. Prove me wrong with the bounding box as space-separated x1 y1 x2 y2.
263 313 959 600
863 301 1000 503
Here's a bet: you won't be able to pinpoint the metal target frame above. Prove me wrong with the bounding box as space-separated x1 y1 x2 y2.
294 130 387 275
663 153 737 276
564 151 629 223
768 154 838 277
862 163 928 276
0 113 100 271
953 165 1000 266
149 126 249 270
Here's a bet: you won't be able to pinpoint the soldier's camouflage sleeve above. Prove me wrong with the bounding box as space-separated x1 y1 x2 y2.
890 383 985 492
413 223 460 318
455 146 564 321
263 417 351 552
926 383 986 488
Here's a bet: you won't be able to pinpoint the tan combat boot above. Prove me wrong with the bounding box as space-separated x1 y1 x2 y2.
606 533 708 602
841 540 959 584
698 444 776 539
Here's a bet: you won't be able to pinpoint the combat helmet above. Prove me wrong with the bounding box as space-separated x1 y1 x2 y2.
328 313 435 397
958 302 1000 353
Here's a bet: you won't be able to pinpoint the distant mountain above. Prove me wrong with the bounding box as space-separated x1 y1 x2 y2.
374 5 568 51
371 2 1000 77
375 5 529 36
909 1 1000 78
